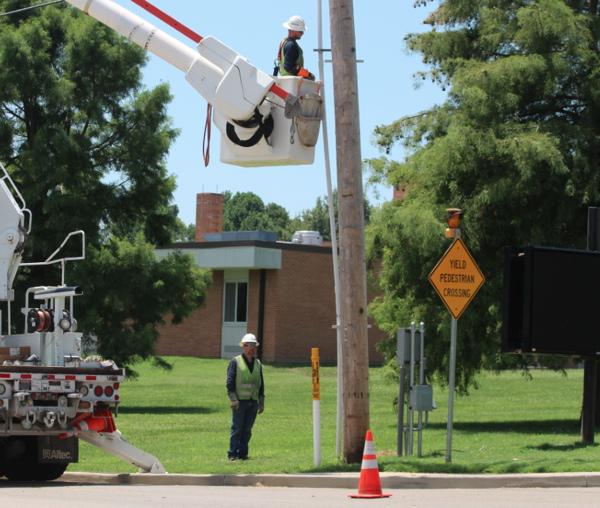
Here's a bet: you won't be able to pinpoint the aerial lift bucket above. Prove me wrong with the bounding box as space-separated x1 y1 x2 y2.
216 76 323 167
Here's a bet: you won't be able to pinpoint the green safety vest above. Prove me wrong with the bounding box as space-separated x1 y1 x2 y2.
277 37 304 76
235 355 262 401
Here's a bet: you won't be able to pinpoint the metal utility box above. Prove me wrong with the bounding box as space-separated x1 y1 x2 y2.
396 322 432 458
502 246 600 356
410 384 435 412
396 328 422 365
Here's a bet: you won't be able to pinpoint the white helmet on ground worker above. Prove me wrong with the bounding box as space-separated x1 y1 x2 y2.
283 15 307 33
240 333 259 346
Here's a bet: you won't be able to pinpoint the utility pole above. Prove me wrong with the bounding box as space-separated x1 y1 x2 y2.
329 0 369 463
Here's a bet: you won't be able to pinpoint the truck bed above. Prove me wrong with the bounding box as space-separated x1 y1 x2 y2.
0 365 124 376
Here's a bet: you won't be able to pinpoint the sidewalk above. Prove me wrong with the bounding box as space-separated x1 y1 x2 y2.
61 471 600 489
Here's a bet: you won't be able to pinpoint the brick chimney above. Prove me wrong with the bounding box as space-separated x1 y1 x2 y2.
195 193 224 242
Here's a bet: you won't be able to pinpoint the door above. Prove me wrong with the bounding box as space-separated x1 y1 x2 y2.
220 269 249 358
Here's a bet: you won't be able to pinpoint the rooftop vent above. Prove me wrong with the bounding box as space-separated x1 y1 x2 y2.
291 230 323 246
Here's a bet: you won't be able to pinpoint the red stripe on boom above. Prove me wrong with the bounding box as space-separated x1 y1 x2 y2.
130 0 203 43
269 84 289 100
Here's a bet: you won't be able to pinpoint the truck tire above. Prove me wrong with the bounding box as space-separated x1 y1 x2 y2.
0 437 67 481
29 462 68 481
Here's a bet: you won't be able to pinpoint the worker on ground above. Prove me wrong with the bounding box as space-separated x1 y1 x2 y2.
275 15 315 80
226 333 264 461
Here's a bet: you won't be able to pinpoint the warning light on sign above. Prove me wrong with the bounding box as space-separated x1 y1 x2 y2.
445 208 463 239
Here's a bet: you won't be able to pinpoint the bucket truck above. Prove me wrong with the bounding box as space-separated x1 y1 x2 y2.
65 0 323 167
0 0 323 481
0 162 165 481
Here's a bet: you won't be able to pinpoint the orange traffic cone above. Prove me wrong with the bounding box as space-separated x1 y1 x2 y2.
349 429 391 499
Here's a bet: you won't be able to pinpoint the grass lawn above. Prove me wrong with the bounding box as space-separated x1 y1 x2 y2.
70 357 599 475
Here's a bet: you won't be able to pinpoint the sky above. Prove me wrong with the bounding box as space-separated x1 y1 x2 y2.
110 0 446 227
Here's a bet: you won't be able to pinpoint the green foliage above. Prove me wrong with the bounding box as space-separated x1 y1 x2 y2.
294 195 334 240
290 190 372 241
369 0 600 390
221 190 372 242
222 191 293 240
172 219 196 242
74 236 210 367
0 2 209 369
219 186 375 244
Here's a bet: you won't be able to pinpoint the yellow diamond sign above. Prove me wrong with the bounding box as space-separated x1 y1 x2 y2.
428 238 485 320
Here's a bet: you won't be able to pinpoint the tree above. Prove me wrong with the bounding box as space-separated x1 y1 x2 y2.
367 0 600 391
220 189 373 243
222 191 293 240
265 202 292 240
172 219 196 242
293 190 372 241
297 196 332 239
76 235 210 365
0 2 209 368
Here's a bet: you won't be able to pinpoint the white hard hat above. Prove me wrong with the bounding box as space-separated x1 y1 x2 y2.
240 333 259 346
283 15 307 33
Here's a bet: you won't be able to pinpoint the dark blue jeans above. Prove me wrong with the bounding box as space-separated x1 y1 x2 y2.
228 399 259 459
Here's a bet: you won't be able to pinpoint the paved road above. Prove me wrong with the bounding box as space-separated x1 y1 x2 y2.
2 483 600 507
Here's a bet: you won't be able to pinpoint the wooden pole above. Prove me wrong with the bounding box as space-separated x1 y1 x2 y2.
329 0 369 463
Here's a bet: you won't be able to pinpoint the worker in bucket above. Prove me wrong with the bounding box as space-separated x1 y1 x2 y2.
226 333 265 461
275 15 315 80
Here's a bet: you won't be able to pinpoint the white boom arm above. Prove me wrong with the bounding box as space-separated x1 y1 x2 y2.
65 0 296 122
0 162 29 301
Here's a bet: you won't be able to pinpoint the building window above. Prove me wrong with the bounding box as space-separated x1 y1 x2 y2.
224 282 248 323
236 282 247 322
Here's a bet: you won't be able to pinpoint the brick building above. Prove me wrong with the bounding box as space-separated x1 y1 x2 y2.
155 193 386 364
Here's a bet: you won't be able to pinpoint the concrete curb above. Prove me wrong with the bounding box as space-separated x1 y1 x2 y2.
61 471 600 489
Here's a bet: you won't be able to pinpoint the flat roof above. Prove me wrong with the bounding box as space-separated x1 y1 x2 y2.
168 240 332 253
155 240 332 270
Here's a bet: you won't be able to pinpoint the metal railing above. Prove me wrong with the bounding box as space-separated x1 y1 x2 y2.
0 161 31 234
20 230 86 286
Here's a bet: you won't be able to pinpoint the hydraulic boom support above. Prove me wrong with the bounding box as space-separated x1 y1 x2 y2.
0 163 29 302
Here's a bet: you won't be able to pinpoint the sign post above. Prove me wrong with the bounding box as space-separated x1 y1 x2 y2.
446 314 458 463
311 347 321 466
428 210 485 463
